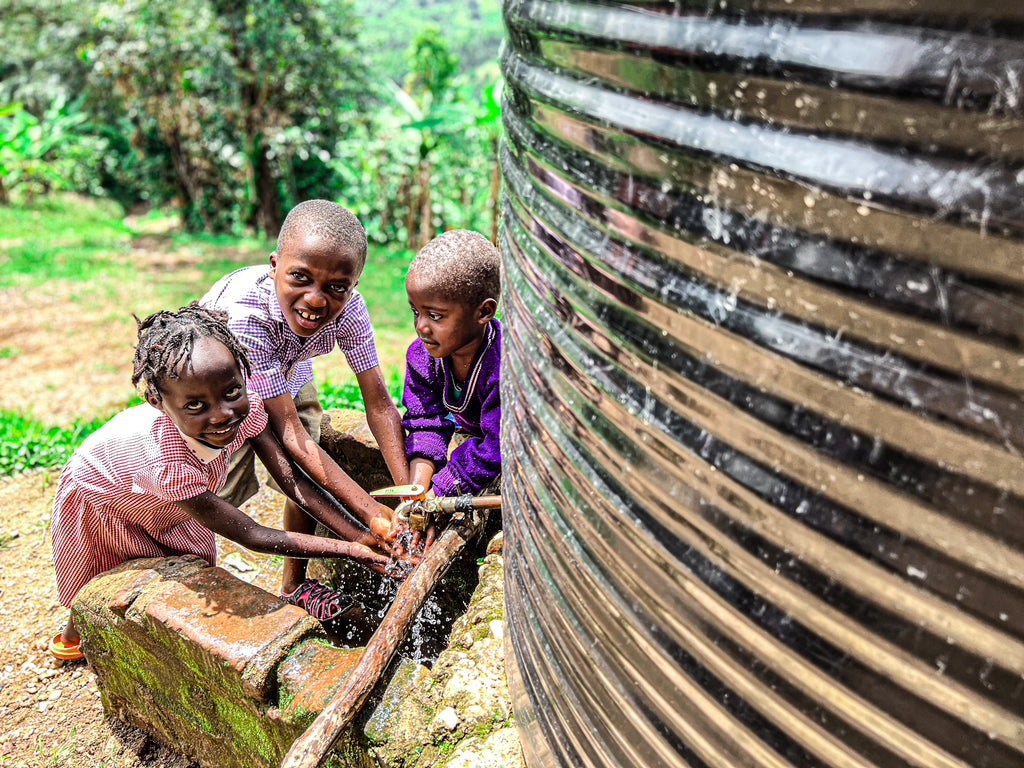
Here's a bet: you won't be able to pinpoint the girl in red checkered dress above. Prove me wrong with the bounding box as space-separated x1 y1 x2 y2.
49 304 390 661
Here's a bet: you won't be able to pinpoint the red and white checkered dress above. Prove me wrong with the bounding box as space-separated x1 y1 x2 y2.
50 396 268 607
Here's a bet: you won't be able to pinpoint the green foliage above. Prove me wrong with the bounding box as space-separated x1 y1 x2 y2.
330 23 502 249
405 24 460 104
353 0 504 85
0 1 96 113
0 98 107 203
0 410 114 476
84 0 370 236
0 0 505 242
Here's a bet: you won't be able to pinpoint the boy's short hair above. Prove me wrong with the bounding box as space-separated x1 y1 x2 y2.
409 229 500 308
277 199 367 269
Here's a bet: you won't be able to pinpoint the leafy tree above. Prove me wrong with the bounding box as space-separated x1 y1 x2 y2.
0 0 96 113
384 24 502 249
0 0 503 243
405 24 460 106
85 0 368 236
352 0 503 86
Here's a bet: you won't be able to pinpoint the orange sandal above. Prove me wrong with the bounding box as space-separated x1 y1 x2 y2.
49 633 84 661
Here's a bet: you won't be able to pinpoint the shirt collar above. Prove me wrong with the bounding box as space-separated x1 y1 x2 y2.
177 428 225 464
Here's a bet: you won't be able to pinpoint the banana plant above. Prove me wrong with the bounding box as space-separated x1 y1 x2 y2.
0 98 89 204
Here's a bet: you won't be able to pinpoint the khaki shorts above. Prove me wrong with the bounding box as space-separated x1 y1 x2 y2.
217 380 323 508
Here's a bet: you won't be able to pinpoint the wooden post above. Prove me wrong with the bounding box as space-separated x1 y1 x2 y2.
279 509 488 768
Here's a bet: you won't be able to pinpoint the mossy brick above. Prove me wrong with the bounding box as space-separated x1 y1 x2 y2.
141 564 320 701
276 637 364 725
72 555 347 768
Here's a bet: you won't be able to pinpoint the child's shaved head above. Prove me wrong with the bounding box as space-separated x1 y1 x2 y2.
408 230 500 308
277 199 367 268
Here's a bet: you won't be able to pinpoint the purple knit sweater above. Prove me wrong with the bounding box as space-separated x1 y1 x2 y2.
402 319 501 496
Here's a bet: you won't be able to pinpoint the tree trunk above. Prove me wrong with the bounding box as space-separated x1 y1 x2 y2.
488 134 501 244
402 170 416 250
378 153 391 234
253 139 281 240
417 156 433 249
167 133 212 232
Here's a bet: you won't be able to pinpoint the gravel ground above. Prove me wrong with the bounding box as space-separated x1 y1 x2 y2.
0 467 287 768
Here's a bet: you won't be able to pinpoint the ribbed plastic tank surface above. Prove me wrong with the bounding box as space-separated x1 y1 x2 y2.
498 2 1024 766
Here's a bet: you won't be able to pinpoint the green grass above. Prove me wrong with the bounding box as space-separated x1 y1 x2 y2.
0 408 130 475
0 193 416 476
0 195 133 286
316 367 404 411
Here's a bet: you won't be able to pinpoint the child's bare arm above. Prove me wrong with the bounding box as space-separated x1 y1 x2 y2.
261 391 395 530
409 457 436 492
356 365 409 485
174 491 390 570
247 425 384 549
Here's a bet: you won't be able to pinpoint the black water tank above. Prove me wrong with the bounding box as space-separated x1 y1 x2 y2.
499 2 1024 766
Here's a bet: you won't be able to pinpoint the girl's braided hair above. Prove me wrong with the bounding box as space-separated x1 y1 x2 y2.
132 302 251 402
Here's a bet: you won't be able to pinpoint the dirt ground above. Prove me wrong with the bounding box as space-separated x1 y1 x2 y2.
0 463 289 768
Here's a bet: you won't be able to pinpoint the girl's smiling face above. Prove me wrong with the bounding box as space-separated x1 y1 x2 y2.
147 336 250 449
406 270 493 362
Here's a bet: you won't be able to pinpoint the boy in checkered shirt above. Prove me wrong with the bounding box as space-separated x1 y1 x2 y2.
201 200 409 612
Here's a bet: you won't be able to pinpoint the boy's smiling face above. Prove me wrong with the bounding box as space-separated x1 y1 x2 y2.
269 231 362 338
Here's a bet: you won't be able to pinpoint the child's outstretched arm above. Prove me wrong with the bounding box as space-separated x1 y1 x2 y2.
356 365 409 485
248 424 393 547
174 491 390 573
261 392 396 536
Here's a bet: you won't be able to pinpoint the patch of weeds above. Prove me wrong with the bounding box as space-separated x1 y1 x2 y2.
34 728 76 766
0 346 20 359
316 369 403 412
0 409 115 476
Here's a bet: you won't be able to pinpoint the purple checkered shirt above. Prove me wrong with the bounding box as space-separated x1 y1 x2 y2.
201 265 379 401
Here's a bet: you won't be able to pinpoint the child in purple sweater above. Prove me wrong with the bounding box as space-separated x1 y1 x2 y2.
402 230 501 531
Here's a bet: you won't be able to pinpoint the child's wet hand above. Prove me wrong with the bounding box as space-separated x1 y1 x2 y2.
421 523 437 553
356 530 391 555
346 542 391 569
372 560 406 579
388 517 412 559
369 514 393 541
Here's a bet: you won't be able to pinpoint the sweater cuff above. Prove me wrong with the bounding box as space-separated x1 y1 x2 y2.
430 466 459 497
404 431 450 465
